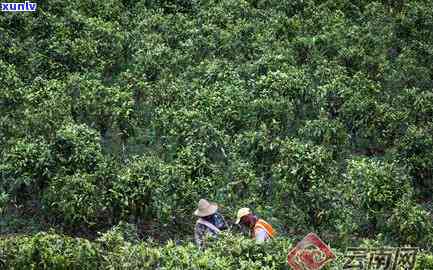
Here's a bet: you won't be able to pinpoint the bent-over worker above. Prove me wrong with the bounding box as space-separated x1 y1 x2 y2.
235 207 276 243
194 198 227 249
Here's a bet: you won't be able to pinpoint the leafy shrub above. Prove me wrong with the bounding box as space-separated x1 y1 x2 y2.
272 139 342 232
43 172 107 228
158 241 231 270
416 253 433 270
50 123 103 175
154 149 224 227
397 125 433 198
100 241 160 270
97 222 140 248
342 158 413 235
234 125 281 174
0 60 23 111
0 60 24 147
298 118 349 158
0 192 9 215
66 74 133 135
386 199 433 249
5 232 433 270
215 157 259 209
153 107 228 163
0 232 100 270
110 153 227 232
20 79 73 139
0 233 332 270
0 138 50 202
256 67 318 122
208 233 293 270
110 156 165 223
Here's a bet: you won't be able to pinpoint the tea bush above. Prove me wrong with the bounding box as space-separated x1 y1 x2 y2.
0 138 50 202
2 232 432 270
342 158 414 235
110 156 165 223
208 233 294 270
50 123 103 175
386 199 433 249
0 60 25 148
20 79 73 139
397 125 433 198
0 233 101 270
416 253 433 270
272 139 341 232
297 118 349 158
43 172 107 228
0 232 342 270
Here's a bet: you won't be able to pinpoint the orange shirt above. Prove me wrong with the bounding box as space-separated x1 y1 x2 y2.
252 219 276 240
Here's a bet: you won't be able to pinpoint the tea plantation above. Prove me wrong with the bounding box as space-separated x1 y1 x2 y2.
1 0 433 268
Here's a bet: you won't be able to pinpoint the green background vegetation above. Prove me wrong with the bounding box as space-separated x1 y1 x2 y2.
1 0 433 268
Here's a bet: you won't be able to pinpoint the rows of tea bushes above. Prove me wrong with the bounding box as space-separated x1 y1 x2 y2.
1 228 433 270
1 122 433 248
1 0 433 255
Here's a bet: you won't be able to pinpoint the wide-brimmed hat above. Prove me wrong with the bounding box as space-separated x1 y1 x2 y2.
235 207 251 224
194 199 218 217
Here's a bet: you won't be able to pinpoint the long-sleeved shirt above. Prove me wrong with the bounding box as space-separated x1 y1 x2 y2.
194 220 219 249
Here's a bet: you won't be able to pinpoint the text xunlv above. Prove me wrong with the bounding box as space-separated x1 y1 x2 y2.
1 1 37 12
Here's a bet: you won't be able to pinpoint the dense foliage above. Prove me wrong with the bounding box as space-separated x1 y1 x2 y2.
1 0 433 267
1 230 433 270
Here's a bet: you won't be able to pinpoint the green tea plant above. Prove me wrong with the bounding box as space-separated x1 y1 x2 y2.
342 158 414 236
0 138 51 202
271 139 341 233
43 172 106 229
386 199 433 249
397 125 433 198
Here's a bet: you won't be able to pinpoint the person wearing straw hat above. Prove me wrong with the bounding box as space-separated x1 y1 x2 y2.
194 199 227 249
235 207 276 243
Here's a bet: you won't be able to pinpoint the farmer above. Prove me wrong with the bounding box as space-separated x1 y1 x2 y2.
194 198 227 249
235 207 276 243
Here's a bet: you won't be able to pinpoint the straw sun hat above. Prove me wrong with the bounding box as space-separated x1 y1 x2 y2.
235 207 251 224
194 199 218 217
